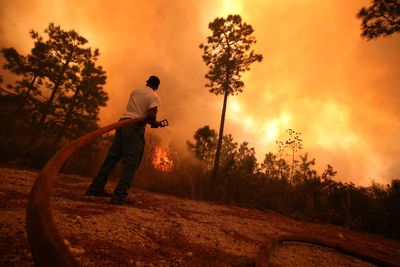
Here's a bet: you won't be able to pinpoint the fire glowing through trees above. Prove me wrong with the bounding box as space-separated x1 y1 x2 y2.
152 146 174 172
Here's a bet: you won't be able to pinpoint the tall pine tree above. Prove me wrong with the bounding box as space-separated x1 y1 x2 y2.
199 15 262 179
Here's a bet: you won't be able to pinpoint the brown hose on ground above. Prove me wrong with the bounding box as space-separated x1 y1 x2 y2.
26 118 143 267
256 234 397 267
26 118 397 267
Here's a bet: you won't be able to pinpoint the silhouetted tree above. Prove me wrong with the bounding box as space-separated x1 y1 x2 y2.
200 14 262 180
1 47 46 107
357 0 400 39
52 53 108 148
1 42 52 133
219 134 238 175
387 179 400 236
235 141 257 175
276 129 303 183
187 125 217 166
187 126 257 177
29 23 98 145
261 152 279 178
297 153 316 180
1 23 108 149
322 164 337 181
261 152 291 180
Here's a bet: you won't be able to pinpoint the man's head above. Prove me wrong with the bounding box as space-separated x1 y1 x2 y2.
146 75 160 90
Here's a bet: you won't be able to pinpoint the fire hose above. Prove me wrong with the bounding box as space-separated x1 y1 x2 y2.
26 118 396 266
26 118 144 267
256 234 398 266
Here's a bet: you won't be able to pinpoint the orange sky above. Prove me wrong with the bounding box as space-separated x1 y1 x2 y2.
1 0 399 185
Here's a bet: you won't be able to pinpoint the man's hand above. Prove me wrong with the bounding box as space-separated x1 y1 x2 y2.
150 121 160 128
147 107 168 128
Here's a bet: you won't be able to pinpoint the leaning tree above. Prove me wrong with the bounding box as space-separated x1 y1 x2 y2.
200 14 262 180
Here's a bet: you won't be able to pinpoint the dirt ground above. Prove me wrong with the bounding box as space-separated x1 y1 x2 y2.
1 167 400 266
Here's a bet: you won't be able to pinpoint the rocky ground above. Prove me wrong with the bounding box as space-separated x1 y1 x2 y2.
1 167 400 266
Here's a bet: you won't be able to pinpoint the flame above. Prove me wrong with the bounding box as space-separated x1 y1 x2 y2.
152 146 174 172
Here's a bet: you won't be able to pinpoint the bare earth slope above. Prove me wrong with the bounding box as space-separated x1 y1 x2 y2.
1 167 399 266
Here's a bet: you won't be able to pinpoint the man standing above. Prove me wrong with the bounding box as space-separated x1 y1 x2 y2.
86 75 164 205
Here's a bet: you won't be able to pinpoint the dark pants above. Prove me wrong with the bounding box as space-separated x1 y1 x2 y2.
87 122 145 199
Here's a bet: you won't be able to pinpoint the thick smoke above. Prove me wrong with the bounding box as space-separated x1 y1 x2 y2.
1 0 399 184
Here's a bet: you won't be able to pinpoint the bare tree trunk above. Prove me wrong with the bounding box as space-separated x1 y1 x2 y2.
290 148 295 183
211 45 231 181
211 89 228 180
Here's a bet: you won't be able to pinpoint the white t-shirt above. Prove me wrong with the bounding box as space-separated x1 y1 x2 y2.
120 86 161 120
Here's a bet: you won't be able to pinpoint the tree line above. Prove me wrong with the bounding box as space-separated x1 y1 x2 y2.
187 2 399 238
185 125 400 239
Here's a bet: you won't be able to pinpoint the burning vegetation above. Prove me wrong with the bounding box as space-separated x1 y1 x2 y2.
152 146 174 172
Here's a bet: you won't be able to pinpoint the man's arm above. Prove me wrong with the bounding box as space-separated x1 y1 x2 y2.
146 106 161 128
